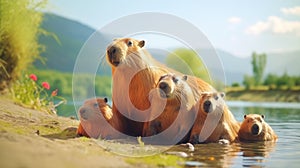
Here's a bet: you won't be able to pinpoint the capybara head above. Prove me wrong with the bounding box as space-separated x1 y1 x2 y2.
200 92 225 113
79 97 112 121
242 114 264 136
77 97 112 138
157 73 188 98
238 114 265 141
238 114 277 142
106 38 145 67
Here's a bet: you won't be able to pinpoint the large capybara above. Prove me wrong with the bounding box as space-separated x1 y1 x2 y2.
142 73 196 144
106 38 237 140
189 92 240 143
76 97 122 139
238 114 277 142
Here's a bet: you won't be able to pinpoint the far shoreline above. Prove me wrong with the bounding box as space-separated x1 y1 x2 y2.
225 90 300 103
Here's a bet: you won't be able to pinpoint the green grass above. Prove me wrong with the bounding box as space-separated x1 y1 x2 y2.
126 154 184 168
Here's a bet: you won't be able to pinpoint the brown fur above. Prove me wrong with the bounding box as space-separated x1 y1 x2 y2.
142 74 196 144
189 92 240 143
106 38 234 138
76 98 122 139
238 114 277 142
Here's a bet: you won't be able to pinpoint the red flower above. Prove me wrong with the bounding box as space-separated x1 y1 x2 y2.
42 82 50 90
29 74 37 81
51 89 58 96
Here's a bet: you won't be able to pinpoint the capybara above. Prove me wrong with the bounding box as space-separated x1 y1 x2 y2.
106 38 238 141
189 92 240 143
143 73 196 144
76 97 122 139
238 114 277 142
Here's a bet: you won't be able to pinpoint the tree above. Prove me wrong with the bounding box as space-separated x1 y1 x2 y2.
165 48 210 82
251 52 267 85
264 73 278 89
243 74 255 90
277 72 295 89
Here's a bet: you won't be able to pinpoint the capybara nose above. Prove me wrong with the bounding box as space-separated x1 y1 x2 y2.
107 46 119 66
79 108 88 120
251 124 260 135
159 82 170 97
108 46 117 55
203 100 212 113
159 82 167 89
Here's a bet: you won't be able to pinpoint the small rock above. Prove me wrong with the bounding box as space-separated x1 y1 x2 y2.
184 161 205 167
69 116 76 120
218 139 230 145
180 143 195 152
35 130 40 136
166 151 188 158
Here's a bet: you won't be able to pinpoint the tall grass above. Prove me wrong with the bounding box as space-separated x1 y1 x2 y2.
0 0 47 91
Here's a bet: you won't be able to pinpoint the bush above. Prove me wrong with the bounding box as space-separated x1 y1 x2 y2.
31 69 112 99
0 0 47 91
231 82 240 87
10 73 66 114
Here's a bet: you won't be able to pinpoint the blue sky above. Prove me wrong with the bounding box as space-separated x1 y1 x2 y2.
46 0 300 58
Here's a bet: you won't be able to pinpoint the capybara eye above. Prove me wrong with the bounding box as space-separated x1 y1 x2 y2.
127 40 133 47
93 103 98 108
173 77 179 83
214 96 219 100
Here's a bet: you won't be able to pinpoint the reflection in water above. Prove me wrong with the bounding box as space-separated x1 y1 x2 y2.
169 141 277 168
238 141 276 167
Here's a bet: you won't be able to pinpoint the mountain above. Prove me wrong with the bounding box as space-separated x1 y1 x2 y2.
36 13 112 75
36 13 300 84
266 50 300 76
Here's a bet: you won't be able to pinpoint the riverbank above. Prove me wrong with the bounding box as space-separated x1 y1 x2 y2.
0 96 184 168
225 90 300 102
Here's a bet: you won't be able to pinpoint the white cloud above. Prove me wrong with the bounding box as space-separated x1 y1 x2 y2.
281 6 300 16
246 16 300 36
228 17 241 24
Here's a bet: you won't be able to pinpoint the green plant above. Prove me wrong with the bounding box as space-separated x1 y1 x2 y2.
231 82 240 87
251 52 267 85
10 73 66 114
0 0 47 90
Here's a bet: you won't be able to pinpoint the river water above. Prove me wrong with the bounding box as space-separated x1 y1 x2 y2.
57 101 300 167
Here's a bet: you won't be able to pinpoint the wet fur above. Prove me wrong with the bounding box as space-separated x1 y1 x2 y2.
143 74 196 144
238 114 277 142
189 92 241 143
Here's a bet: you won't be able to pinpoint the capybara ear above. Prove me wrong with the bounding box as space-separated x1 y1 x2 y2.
182 75 188 81
138 40 145 48
244 114 247 119
261 114 265 119
104 97 108 103
220 92 225 98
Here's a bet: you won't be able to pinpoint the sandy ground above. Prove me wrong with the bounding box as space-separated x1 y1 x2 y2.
0 97 166 168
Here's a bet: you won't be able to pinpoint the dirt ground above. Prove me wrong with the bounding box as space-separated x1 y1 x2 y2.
0 97 183 168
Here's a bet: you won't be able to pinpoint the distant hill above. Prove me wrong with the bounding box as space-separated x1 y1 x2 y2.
35 13 111 75
36 13 300 84
266 50 300 76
